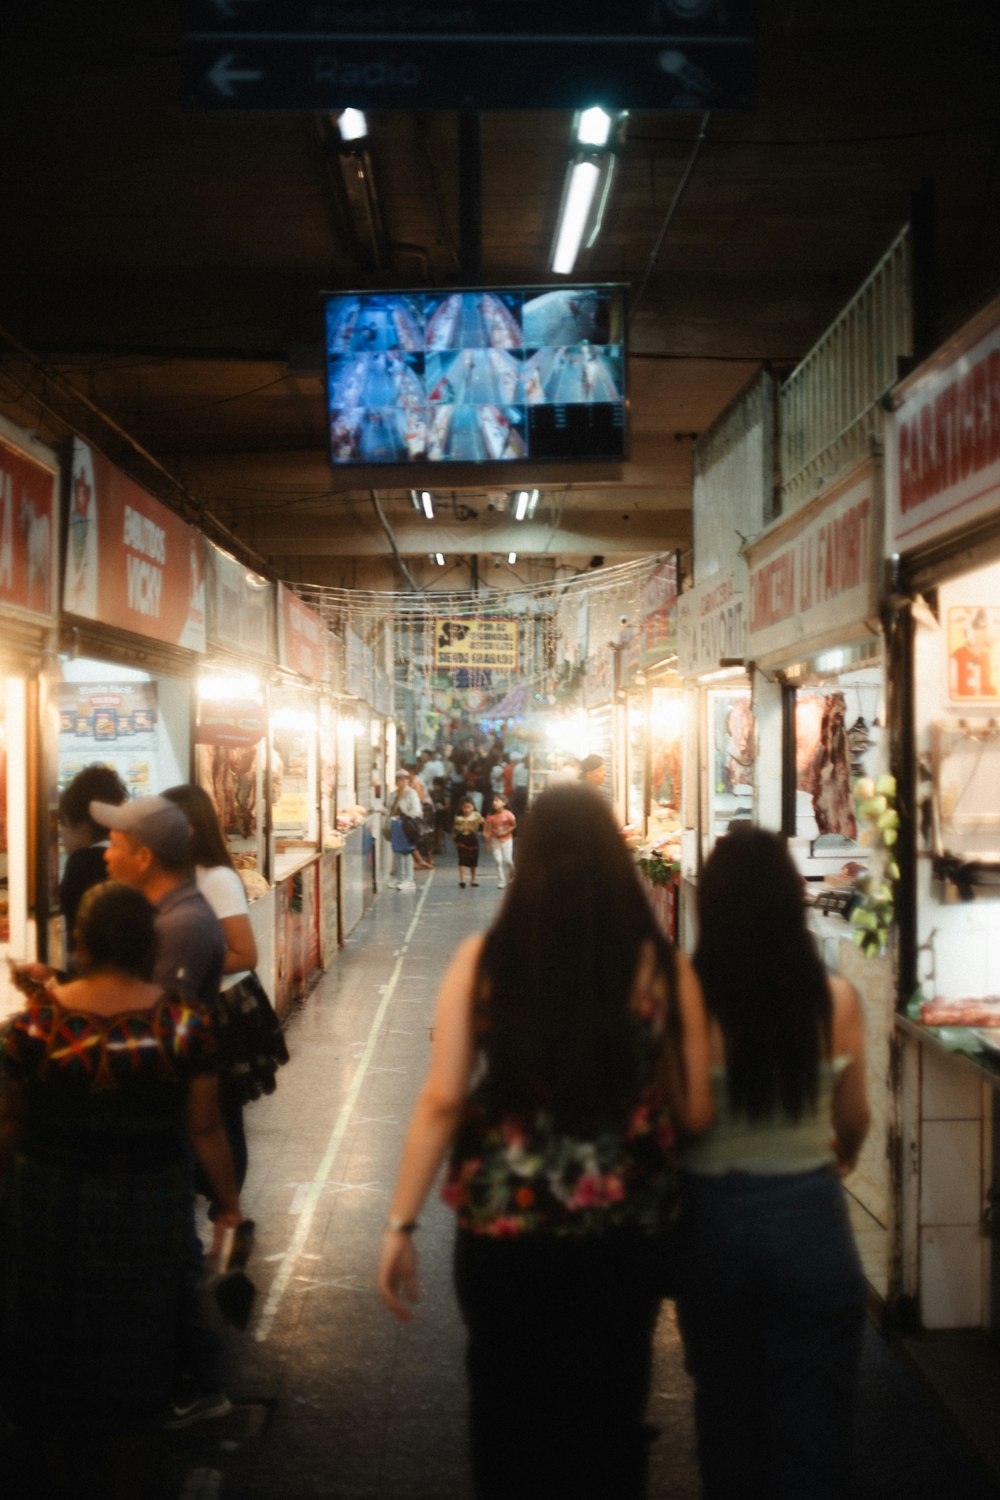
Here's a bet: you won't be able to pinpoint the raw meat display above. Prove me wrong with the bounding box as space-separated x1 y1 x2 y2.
919 996 1000 1027
800 693 857 839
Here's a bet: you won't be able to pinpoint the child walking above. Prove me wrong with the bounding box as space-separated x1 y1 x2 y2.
485 792 517 890
452 796 484 888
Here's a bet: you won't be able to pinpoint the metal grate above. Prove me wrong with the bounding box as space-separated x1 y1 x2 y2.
780 228 912 512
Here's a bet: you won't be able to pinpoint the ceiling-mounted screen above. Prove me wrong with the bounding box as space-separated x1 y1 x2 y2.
323 284 627 466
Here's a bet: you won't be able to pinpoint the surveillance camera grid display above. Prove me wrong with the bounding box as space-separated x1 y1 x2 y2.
324 285 627 465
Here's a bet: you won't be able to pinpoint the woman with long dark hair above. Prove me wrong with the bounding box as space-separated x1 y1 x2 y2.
677 825 870 1499
378 783 712 1500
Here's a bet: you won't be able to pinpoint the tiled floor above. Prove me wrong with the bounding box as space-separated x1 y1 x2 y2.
151 864 1000 1498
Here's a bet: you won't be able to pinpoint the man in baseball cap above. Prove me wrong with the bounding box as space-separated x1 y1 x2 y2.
89 793 192 869
89 793 223 1012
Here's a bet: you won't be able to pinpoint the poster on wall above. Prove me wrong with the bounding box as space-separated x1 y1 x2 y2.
948 606 1000 703
58 682 159 797
205 542 275 660
64 439 207 651
0 435 58 618
278 585 328 682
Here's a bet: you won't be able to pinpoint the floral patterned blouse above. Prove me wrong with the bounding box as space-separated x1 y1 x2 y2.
1 988 217 1171
442 985 678 1238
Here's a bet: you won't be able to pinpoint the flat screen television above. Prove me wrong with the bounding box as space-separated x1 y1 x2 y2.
323 283 628 467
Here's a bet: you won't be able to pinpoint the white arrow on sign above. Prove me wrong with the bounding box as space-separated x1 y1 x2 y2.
208 52 264 97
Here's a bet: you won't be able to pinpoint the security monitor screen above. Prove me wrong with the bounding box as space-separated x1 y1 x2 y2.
323 284 627 466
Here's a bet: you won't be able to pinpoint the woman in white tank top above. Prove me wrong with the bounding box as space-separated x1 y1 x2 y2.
677 826 870 1500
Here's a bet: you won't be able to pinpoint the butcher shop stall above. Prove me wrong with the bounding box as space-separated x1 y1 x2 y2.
195 542 278 1007
745 449 894 1304
885 291 1000 1338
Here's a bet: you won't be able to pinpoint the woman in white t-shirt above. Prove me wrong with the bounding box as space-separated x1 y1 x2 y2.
388 770 424 891
164 783 258 1193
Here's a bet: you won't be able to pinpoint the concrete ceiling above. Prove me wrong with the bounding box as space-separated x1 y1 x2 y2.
1 0 999 596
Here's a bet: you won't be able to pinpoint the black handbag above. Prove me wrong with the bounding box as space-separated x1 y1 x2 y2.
400 813 424 845
213 971 290 1105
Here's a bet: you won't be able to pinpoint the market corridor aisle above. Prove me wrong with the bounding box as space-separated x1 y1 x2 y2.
155 872 1000 1500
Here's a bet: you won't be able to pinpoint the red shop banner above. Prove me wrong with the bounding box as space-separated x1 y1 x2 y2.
278 584 329 682
0 433 58 619
64 438 207 651
196 699 268 749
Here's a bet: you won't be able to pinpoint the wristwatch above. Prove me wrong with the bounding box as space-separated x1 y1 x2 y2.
386 1217 418 1234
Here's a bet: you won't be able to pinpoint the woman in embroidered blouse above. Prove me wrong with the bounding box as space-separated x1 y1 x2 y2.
676 826 870 1500
0 881 242 1499
377 782 712 1500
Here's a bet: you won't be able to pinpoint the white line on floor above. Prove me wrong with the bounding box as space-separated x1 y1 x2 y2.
253 873 433 1343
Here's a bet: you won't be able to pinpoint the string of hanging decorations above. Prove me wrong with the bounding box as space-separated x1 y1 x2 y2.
293 551 672 630
292 552 677 745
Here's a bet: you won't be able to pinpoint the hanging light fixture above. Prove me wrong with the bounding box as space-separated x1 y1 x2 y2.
512 488 539 521
550 109 628 276
337 109 368 144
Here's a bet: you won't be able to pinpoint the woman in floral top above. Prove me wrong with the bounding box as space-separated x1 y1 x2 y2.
378 783 712 1500
0 882 242 1496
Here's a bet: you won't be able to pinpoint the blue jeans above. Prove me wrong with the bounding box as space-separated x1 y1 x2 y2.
677 1167 866 1500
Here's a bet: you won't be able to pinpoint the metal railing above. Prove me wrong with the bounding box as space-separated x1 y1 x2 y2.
780 227 912 512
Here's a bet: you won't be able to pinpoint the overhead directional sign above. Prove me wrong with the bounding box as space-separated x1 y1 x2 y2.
182 0 754 111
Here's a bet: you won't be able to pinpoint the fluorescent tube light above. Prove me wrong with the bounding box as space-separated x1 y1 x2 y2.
508 552 517 565
420 491 434 519
514 490 530 521
338 109 368 143
551 159 601 275
434 553 445 566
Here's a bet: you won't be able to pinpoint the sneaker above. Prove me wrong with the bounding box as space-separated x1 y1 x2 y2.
398 880 417 891
165 1392 233 1429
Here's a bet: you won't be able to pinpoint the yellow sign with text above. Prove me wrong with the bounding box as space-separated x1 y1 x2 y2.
433 617 518 671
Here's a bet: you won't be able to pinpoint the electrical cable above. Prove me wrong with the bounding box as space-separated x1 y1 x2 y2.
631 111 712 323
369 489 420 593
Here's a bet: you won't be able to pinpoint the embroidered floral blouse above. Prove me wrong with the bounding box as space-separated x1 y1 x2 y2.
442 987 678 1238
1 990 218 1171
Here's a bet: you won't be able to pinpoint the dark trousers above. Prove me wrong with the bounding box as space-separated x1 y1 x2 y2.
677 1167 866 1500
453 1229 661 1500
